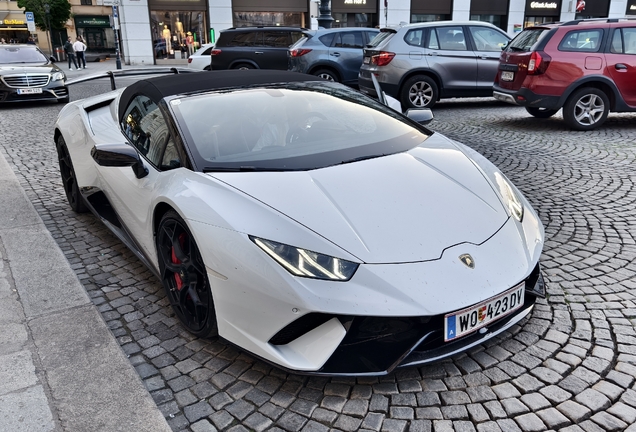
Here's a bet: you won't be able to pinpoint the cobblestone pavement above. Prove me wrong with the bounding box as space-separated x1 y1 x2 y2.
2 83 636 432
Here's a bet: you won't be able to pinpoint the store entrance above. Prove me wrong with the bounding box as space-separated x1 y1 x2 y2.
150 10 207 65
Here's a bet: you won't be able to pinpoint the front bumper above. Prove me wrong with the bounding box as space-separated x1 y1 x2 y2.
0 85 68 102
264 264 544 375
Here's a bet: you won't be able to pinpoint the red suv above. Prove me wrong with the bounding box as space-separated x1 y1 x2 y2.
493 18 636 130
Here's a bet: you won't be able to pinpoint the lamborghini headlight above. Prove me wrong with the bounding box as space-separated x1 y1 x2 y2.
52 72 65 81
494 172 524 222
251 237 359 281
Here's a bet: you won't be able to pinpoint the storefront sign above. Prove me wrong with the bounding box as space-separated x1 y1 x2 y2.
530 2 558 9
627 0 636 15
332 0 377 13
75 16 111 27
0 19 26 25
525 0 561 15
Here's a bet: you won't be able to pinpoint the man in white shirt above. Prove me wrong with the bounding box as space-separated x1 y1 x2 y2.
73 37 87 69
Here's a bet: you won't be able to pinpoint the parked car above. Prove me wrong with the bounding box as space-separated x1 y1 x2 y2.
288 28 379 85
211 26 311 70
359 21 510 108
187 43 214 70
53 69 545 375
493 18 636 130
154 40 182 58
0 44 68 103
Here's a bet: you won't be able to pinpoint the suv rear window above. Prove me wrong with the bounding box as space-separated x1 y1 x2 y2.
367 30 394 48
507 28 550 52
558 29 602 52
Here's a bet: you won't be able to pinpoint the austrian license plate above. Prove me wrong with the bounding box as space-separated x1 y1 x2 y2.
444 282 525 342
363 57 370 64
501 71 514 81
17 88 43 95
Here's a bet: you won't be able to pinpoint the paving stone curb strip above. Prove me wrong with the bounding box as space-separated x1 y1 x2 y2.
0 146 171 431
2 59 636 432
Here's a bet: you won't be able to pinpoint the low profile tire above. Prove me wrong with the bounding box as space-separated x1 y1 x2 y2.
56 136 88 213
525 107 558 118
313 68 338 82
233 63 254 70
401 75 439 109
156 210 218 338
562 87 609 131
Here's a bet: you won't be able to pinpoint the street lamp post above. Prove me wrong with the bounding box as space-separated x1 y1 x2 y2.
112 1 122 69
43 3 52 57
317 0 334 29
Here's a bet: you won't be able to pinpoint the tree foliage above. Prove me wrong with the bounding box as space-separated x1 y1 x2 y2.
16 0 71 31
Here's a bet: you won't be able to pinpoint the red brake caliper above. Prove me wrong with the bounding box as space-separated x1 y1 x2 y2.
171 233 187 291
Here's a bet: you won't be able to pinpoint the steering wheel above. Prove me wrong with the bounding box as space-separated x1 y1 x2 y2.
286 112 328 144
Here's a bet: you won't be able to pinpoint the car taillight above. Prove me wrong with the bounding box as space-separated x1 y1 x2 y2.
527 51 551 75
211 49 222 56
289 48 312 57
188 58 192 63
371 52 395 67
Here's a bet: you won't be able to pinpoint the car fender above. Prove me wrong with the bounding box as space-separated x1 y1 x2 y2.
556 75 629 111
228 59 260 69
308 61 343 81
397 68 443 96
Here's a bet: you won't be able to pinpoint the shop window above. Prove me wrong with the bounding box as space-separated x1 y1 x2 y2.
469 14 505 31
524 16 556 28
411 14 451 23
80 0 92 4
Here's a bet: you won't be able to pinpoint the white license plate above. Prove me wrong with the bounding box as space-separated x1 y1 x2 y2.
444 282 525 342
17 88 43 95
501 71 514 81
363 57 370 64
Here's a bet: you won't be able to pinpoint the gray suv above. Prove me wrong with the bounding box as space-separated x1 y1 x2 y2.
288 28 379 86
359 21 510 108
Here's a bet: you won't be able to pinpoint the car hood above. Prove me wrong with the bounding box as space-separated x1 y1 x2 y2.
209 133 508 264
0 64 57 74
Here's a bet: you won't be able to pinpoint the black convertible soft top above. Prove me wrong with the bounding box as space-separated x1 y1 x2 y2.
118 70 320 123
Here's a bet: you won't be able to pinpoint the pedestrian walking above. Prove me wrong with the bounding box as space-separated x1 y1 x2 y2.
73 36 87 69
63 37 79 70
27 36 36 45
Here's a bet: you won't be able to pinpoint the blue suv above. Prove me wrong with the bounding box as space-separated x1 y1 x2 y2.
288 28 379 86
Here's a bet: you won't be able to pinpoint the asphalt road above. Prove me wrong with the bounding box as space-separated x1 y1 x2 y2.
2 81 636 432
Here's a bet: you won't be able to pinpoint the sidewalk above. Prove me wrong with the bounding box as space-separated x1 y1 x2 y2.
0 59 172 431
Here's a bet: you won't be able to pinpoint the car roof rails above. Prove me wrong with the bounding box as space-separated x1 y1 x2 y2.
563 17 636 26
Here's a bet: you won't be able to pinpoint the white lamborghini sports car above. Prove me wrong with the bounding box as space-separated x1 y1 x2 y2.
54 70 545 375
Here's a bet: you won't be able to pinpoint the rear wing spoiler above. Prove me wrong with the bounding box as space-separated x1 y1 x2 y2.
65 67 199 91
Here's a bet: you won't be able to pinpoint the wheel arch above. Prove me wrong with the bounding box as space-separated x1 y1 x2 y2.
557 76 623 111
397 69 443 100
153 202 179 238
228 59 260 69
54 128 63 144
308 63 343 81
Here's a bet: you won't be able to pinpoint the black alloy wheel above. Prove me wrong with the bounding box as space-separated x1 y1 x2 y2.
156 211 218 338
56 136 88 213
525 107 559 118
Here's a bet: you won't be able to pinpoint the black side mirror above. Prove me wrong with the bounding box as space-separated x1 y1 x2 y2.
91 143 149 179
49 56 56 63
405 108 434 125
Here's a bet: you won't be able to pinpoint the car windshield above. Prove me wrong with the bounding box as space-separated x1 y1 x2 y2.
171 82 429 171
506 28 550 52
0 46 48 64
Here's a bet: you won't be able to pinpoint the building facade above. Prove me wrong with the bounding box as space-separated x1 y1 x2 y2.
2 0 634 64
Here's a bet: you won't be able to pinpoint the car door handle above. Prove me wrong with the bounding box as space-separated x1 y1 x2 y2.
330 52 340 57
428 52 438 56
615 63 628 71
254 51 264 54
